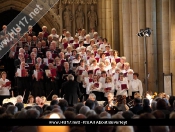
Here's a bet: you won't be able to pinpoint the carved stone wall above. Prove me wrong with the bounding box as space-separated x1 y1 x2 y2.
61 0 98 35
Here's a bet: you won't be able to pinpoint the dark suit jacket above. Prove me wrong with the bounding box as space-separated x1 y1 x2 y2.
61 80 82 106
14 59 21 68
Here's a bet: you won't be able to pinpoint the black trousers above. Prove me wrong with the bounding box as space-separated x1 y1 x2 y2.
0 95 10 106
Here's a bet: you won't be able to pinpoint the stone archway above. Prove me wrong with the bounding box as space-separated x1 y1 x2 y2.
0 0 61 34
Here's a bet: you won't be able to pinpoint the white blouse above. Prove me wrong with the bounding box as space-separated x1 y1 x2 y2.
0 78 11 95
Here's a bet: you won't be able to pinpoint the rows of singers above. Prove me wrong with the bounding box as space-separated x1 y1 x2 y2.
1 25 143 103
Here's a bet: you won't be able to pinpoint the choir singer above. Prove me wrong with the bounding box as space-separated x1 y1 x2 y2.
0 71 11 105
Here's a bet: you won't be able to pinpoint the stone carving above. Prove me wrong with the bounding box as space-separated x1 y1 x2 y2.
74 0 85 4
63 5 73 32
87 5 97 29
62 0 74 4
75 5 84 30
87 0 97 4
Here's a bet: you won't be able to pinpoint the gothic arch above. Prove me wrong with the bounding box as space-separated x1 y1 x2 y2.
0 0 61 34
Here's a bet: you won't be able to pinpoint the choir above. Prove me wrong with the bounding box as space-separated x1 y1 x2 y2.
0 25 143 105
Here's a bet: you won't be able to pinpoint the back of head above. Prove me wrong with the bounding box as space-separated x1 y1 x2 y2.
0 107 6 115
58 99 68 112
86 110 96 117
116 126 134 132
85 99 95 109
26 108 40 119
79 106 90 116
112 112 124 119
151 101 157 111
122 111 134 119
152 110 165 119
74 103 84 114
150 126 169 132
139 113 155 119
94 106 105 115
156 99 167 110
16 109 27 119
6 105 18 115
15 103 24 111
143 98 150 107
134 98 141 105
64 111 76 119
75 114 87 119
99 111 111 119
50 100 59 106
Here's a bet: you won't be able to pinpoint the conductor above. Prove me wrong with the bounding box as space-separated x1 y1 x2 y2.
61 74 82 106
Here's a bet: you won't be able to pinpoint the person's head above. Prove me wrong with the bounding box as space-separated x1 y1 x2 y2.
48 63 54 69
16 95 23 103
41 96 47 103
46 51 52 58
122 111 134 119
15 103 24 111
116 126 134 132
156 99 167 110
79 106 90 116
64 111 76 119
101 71 107 77
133 73 139 80
120 56 126 64
74 103 84 114
6 105 18 115
152 110 165 119
107 93 114 102
146 91 152 100
105 77 112 83
67 74 74 81
139 113 155 119
58 99 68 112
50 100 59 106
42 26 47 32
99 111 111 119
85 110 96 117
88 93 96 101
52 95 58 100
150 126 169 132
134 98 141 105
75 54 81 60
80 59 85 66
26 108 40 119
35 63 40 70
94 106 105 115
64 62 69 69
143 98 150 107
119 73 124 81
85 99 95 109
28 95 34 104
1 71 7 80
35 96 42 105
90 39 95 46
93 75 98 82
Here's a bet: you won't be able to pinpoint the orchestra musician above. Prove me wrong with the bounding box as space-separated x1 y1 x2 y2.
103 92 118 115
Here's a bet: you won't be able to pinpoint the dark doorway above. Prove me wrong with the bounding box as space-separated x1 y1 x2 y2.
0 8 42 36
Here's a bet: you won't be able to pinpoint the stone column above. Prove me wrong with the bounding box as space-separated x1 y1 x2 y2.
101 0 106 38
121 0 131 63
111 0 120 50
97 0 102 36
105 0 112 46
169 0 175 95
156 0 164 93
145 0 158 93
137 0 146 93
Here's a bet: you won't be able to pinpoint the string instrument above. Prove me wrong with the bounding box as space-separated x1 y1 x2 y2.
105 99 118 115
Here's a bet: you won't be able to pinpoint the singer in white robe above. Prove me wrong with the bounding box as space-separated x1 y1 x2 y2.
128 73 143 99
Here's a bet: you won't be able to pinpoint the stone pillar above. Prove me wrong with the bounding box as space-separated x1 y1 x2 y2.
145 0 158 93
97 0 102 36
101 0 106 38
156 0 164 93
169 0 175 95
137 0 146 93
119 0 123 56
105 0 112 46
111 0 120 50
121 0 131 64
